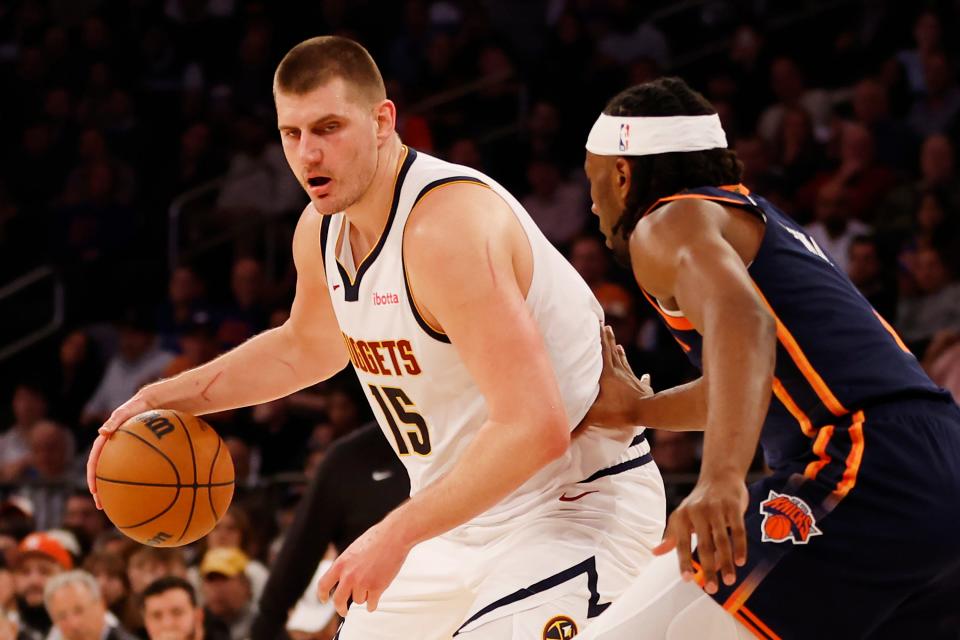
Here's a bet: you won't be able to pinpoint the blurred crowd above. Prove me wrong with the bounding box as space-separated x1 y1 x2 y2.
2 0 960 638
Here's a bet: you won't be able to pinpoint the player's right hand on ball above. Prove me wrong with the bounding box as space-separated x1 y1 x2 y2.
86 393 155 510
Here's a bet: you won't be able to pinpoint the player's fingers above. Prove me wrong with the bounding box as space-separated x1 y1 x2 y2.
86 435 106 509
353 589 367 605
729 510 748 568
652 535 676 556
600 325 616 367
316 562 341 604
674 519 695 582
366 589 382 613
98 412 124 436
688 510 718 594
711 515 737 588
332 577 353 618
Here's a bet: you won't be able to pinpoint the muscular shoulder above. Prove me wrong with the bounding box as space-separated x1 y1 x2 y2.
404 181 513 250
292 204 327 273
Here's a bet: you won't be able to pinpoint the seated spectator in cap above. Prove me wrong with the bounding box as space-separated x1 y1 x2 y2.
847 236 897 320
0 384 49 482
803 182 871 273
521 159 588 248
897 245 960 354
13 532 73 639
44 570 138 640
200 549 256 640
81 309 174 429
162 312 220 378
204 507 267 602
142 575 230 640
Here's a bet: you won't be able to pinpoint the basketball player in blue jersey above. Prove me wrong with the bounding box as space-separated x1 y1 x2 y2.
86 36 667 638
577 77 960 640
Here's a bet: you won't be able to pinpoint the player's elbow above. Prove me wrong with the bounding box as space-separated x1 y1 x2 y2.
535 412 571 462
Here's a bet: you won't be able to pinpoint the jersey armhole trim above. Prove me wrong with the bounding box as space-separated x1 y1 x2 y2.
319 214 331 264
401 176 488 344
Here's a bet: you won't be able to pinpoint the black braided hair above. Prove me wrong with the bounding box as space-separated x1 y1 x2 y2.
604 77 743 239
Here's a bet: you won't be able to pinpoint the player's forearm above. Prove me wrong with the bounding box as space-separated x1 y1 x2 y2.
385 416 568 548
139 324 345 415
635 377 707 431
700 305 775 479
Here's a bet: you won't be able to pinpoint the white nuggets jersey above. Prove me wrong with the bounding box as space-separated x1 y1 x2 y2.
321 147 640 526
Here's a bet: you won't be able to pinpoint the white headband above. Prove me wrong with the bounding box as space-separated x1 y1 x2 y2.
585 113 728 156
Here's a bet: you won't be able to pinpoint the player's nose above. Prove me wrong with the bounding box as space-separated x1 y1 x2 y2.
298 133 324 165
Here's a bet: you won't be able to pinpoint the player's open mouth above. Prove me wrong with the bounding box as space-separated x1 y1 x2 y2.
306 176 332 195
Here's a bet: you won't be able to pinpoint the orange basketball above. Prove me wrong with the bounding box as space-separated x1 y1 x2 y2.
763 514 792 540
95 410 234 547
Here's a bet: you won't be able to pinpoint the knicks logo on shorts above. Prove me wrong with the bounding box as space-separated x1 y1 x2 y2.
759 491 822 544
543 615 578 639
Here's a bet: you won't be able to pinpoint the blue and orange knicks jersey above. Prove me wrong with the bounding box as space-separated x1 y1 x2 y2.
640 185 949 469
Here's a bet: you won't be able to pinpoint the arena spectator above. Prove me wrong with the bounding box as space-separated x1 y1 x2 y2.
142 575 230 640
567 234 612 291
758 56 833 145
734 136 781 195
847 235 897 320
13 532 73 639
879 134 960 235
804 182 871 272
199 549 255 640
896 10 942 95
204 507 268 602
522 158 588 247
896 245 960 353
217 258 269 349
907 51 960 137
156 266 211 353
850 78 918 171
49 331 103 430
162 312 220 378
0 384 48 483
81 553 130 633
18 422 76 530
61 493 109 556
80 310 174 429
44 570 137 640
774 106 825 200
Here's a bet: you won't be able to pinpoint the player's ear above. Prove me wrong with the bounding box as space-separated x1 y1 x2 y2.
374 99 397 144
614 157 632 206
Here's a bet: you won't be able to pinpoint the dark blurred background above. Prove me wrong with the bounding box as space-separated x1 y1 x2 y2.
1 1 960 638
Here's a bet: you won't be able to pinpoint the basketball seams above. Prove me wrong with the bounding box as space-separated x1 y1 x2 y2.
111 485 182 530
94 476 234 488
172 413 200 543
113 429 181 485
208 436 223 522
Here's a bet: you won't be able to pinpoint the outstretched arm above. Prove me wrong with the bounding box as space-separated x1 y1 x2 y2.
87 206 350 507
632 199 775 594
318 184 572 615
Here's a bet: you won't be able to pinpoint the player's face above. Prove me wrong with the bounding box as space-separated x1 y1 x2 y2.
143 589 202 640
276 78 392 215
584 151 632 264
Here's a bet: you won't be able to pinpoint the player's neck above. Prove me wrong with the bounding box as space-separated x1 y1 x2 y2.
343 136 405 252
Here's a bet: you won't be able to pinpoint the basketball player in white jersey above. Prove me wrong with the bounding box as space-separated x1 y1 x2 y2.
86 36 665 638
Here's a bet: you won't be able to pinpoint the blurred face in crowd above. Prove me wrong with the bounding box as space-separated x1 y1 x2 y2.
60 331 89 369
276 76 395 216
63 495 108 542
847 240 882 287
733 137 768 182
920 135 954 184
917 193 946 233
144 587 203 640
207 512 243 550
128 553 186 594
230 258 264 309
47 582 107 640
30 422 71 479
201 574 250 620
840 122 874 166
12 385 47 427
852 80 888 125
0 567 15 610
15 556 61 607
169 267 203 307
770 57 804 103
118 327 153 361
814 183 848 234
913 248 951 294
569 234 612 285
89 567 126 608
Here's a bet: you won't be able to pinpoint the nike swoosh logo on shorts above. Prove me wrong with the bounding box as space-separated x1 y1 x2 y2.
559 490 598 502
372 470 393 481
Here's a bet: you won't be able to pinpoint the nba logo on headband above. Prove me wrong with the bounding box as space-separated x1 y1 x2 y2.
587 113 727 156
619 123 630 152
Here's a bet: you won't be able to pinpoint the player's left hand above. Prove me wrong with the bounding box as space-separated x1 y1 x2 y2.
653 471 749 594
317 518 412 617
